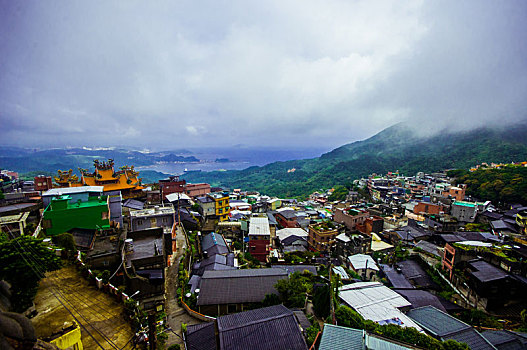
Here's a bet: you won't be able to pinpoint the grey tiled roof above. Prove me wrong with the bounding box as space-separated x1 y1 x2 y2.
197 268 288 306
407 306 496 350
468 260 509 283
393 289 446 312
407 306 472 337
272 265 317 276
449 328 498 350
267 212 278 225
201 232 230 256
396 259 435 289
481 330 527 350
415 240 441 258
123 199 144 210
186 322 216 350
381 264 414 289
217 304 308 350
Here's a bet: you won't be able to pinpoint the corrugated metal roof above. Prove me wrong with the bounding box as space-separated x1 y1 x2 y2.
42 186 104 196
348 254 379 271
277 228 308 241
166 192 191 201
249 216 270 236
338 282 421 331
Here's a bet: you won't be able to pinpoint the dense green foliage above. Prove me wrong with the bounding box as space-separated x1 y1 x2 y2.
52 232 76 253
262 293 282 307
328 185 349 201
305 321 320 347
274 271 314 308
452 165 527 205
312 284 330 318
335 305 469 350
0 236 62 312
183 122 527 197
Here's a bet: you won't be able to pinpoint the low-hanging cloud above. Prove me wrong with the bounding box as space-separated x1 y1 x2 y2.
0 0 526 149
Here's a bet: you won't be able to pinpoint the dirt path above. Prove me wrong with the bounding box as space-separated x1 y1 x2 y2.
32 265 134 350
164 226 203 347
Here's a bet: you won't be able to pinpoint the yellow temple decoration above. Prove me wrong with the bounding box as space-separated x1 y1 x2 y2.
55 159 144 198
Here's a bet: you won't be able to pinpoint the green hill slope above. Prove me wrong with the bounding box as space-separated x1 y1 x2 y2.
182 121 527 198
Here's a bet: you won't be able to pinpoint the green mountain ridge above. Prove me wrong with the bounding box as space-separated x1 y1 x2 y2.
182 121 527 197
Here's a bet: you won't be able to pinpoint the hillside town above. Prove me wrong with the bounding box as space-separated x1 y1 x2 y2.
1 160 527 350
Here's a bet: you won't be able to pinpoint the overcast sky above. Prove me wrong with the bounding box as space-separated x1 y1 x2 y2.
1 0 526 150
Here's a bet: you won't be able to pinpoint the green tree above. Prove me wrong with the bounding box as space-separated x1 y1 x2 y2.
306 321 320 347
274 272 313 307
312 284 330 319
520 309 527 331
52 232 76 253
262 293 282 307
328 186 349 201
0 236 61 312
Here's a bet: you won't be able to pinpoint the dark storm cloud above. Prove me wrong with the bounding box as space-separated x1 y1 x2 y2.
0 0 526 149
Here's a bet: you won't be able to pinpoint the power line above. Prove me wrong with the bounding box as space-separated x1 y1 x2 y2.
9 237 106 350
15 239 122 350
8 233 123 349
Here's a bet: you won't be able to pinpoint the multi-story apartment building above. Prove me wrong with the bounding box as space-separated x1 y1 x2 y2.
308 222 341 252
209 192 230 222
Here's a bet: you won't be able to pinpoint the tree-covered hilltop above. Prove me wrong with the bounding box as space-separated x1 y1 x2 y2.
183 121 527 198
449 165 527 205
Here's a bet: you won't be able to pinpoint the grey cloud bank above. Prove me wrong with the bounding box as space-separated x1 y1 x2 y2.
1 0 526 149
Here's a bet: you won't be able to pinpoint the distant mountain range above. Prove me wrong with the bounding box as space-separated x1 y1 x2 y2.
182 121 527 197
0 147 197 176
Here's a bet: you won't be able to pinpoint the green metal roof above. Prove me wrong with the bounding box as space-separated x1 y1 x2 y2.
453 201 476 207
319 324 364 350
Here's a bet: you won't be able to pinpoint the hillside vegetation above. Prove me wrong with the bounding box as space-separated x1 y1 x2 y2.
183 121 527 198
449 166 527 205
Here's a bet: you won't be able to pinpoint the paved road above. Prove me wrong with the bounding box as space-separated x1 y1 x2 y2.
32 265 134 350
165 225 203 347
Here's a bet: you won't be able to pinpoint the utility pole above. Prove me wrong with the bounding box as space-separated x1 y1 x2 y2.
327 245 336 325
148 312 156 350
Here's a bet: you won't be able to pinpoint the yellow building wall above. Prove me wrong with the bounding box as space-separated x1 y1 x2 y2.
214 196 230 222
50 324 83 350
